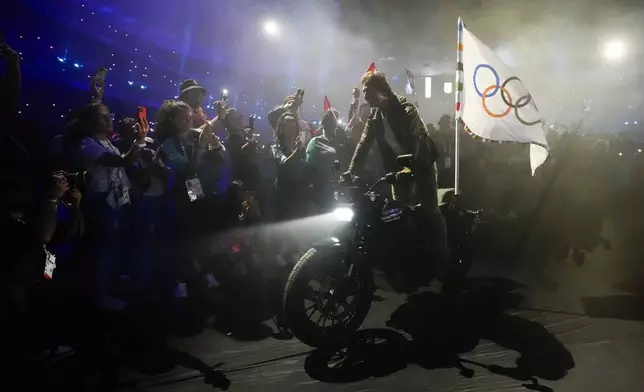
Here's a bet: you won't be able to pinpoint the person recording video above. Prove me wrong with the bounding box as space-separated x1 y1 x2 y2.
0 169 89 362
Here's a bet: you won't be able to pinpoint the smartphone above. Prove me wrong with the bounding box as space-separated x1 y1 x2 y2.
137 106 147 126
296 88 305 105
94 67 109 85
248 114 255 129
221 89 229 102
299 131 308 145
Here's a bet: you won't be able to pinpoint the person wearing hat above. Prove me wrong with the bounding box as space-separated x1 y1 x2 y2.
176 79 227 191
179 79 209 128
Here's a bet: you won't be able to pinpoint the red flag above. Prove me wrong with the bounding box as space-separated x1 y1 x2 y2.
323 95 332 111
366 62 377 73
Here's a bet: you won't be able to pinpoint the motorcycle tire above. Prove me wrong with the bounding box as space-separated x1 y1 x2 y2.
283 247 374 348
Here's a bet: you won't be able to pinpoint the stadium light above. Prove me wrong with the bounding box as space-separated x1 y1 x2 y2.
601 39 627 62
263 20 281 38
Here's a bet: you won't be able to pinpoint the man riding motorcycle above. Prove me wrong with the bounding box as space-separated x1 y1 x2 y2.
344 71 451 288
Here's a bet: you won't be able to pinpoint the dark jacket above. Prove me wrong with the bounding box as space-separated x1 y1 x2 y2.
267 105 289 131
348 95 439 174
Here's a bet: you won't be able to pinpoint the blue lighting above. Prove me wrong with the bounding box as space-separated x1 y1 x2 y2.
73 63 81 68
128 81 134 86
140 85 146 90
57 57 65 63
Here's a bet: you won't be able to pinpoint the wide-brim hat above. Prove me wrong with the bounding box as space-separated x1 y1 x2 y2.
179 79 206 97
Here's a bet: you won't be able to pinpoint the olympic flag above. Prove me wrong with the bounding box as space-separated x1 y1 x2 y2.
456 18 549 175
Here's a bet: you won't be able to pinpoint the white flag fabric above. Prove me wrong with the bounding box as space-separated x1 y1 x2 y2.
460 22 549 174
404 81 413 95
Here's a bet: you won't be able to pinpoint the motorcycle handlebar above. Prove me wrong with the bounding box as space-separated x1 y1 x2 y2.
338 168 414 193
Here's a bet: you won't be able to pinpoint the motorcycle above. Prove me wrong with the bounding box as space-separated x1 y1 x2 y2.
283 154 480 348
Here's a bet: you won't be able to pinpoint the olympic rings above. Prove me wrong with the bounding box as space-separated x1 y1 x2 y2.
473 64 500 98
472 63 541 126
514 95 541 126
500 77 531 110
482 85 512 118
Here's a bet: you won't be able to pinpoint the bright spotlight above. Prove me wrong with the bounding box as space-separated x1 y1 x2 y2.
333 207 354 222
602 40 627 61
263 20 280 37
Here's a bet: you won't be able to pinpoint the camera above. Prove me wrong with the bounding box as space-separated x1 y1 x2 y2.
64 171 92 189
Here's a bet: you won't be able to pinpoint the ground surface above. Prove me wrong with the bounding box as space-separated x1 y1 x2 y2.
116 240 644 392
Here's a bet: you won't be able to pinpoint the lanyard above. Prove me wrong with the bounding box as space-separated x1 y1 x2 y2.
92 138 123 186
179 139 188 158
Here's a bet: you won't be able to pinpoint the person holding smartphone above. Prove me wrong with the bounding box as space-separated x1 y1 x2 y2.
271 113 307 222
267 90 312 143
178 79 209 128
156 100 217 299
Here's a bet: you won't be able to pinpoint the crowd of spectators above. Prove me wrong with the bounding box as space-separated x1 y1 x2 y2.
3 34 644 390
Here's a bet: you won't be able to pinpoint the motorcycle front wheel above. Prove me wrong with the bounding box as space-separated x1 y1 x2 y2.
283 247 374 348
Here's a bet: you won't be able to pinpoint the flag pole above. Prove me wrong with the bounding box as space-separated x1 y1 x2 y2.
454 17 465 196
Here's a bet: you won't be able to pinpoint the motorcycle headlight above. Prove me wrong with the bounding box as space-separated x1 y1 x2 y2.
333 207 354 222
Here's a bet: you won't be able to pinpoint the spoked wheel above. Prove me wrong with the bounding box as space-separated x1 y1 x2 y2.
283 248 373 348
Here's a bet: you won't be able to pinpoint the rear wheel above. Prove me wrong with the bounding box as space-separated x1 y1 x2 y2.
283 248 373 348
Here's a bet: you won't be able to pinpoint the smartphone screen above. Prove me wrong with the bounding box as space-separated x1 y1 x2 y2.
299 131 308 145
